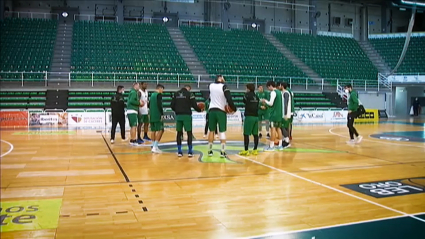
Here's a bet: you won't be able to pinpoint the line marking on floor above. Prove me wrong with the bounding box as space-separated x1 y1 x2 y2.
1 139 14 157
235 154 425 224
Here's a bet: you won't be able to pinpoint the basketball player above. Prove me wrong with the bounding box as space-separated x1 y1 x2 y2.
239 83 260 156
256 85 270 139
208 75 236 158
110 85 126 144
127 82 144 146
149 84 165 153
203 97 218 138
345 84 362 144
286 84 295 140
280 82 292 149
137 81 151 143
171 85 202 157
261 81 283 151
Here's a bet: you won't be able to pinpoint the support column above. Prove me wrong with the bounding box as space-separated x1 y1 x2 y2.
221 1 230 30
309 0 318 35
360 6 368 41
381 2 390 33
116 0 124 24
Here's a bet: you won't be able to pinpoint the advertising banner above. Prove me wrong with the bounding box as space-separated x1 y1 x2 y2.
326 110 348 122
356 109 379 122
68 112 106 126
295 111 326 123
192 112 206 126
0 111 29 127
106 112 130 130
29 112 68 126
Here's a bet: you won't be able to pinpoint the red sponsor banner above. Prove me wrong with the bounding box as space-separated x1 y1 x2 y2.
0 111 29 127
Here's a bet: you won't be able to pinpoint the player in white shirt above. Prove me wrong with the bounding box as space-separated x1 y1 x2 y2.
207 75 236 158
137 82 151 143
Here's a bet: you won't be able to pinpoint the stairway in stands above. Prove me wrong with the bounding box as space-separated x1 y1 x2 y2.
167 27 210 81
45 90 69 110
263 33 323 85
357 40 391 75
49 22 73 84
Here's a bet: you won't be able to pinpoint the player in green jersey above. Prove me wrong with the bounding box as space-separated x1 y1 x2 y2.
149 84 165 153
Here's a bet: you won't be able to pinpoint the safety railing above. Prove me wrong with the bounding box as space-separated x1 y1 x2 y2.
229 23 261 30
0 71 393 92
270 26 312 35
178 19 223 28
73 14 118 22
4 11 59 20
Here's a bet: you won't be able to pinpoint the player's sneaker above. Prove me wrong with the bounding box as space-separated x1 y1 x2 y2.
266 133 270 139
251 150 259 156
188 151 193 158
259 133 263 139
264 146 274 152
130 140 137 146
137 139 144 144
275 146 284 151
238 150 250 156
177 152 183 157
356 136 363 144
152 147 163 154
143 136 152 141
122 138 128 142
110 139 115 144
347 139 356 145
220 151 227 158
208 150 213 157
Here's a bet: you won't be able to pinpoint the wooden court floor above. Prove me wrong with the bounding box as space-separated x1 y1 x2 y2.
1 119 425 238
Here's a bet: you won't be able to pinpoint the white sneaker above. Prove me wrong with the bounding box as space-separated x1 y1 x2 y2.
110 139 115 144
152 147 163 154
122 138 128 142
347 139 356 145
356 136 363 144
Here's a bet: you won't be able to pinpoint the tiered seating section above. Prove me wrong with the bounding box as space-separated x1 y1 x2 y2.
273 32 378 84
181 26 310 85
0 91 46 109
71 21 192 82
67 91 337 110
0 18 57 81
370 36 425 73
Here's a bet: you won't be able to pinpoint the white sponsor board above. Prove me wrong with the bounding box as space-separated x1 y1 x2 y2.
40 114 58 124
294 110 348 123
68 112 106 126
106 112 131 129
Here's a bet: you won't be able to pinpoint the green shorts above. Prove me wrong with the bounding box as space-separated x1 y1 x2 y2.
281 118 290 129
176 115 192 132
208 110 227 133
150 121 164 132
138 114 149 124
271 121 282 128
244 116 258 136
127 113 138 127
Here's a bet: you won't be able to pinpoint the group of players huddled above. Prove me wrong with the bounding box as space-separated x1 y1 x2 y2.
110 75 294 157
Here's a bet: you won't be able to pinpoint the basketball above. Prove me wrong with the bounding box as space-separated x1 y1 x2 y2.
224 105 234 114
198 102 205 111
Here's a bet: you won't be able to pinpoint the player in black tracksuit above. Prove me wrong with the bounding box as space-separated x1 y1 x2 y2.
110 85 126 143
170 85 202 157
239 84 260 156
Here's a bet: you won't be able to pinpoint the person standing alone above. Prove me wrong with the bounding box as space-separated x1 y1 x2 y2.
345 84 362 144
110 85 126 144
171 85 203 157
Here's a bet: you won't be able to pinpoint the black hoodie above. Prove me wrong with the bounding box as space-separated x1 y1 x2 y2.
170 88 202 115
111 92 125 118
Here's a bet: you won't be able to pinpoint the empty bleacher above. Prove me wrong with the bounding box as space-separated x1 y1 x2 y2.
70 21 192 83
370 36 425 74
181 26 310 85
294 93 338 109
0 91 46 109
0 18 57 81
273 32 378 85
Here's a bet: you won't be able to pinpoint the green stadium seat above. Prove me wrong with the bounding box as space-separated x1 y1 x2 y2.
370 36 425 74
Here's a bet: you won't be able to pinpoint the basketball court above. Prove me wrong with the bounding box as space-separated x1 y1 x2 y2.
1 119 424 238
